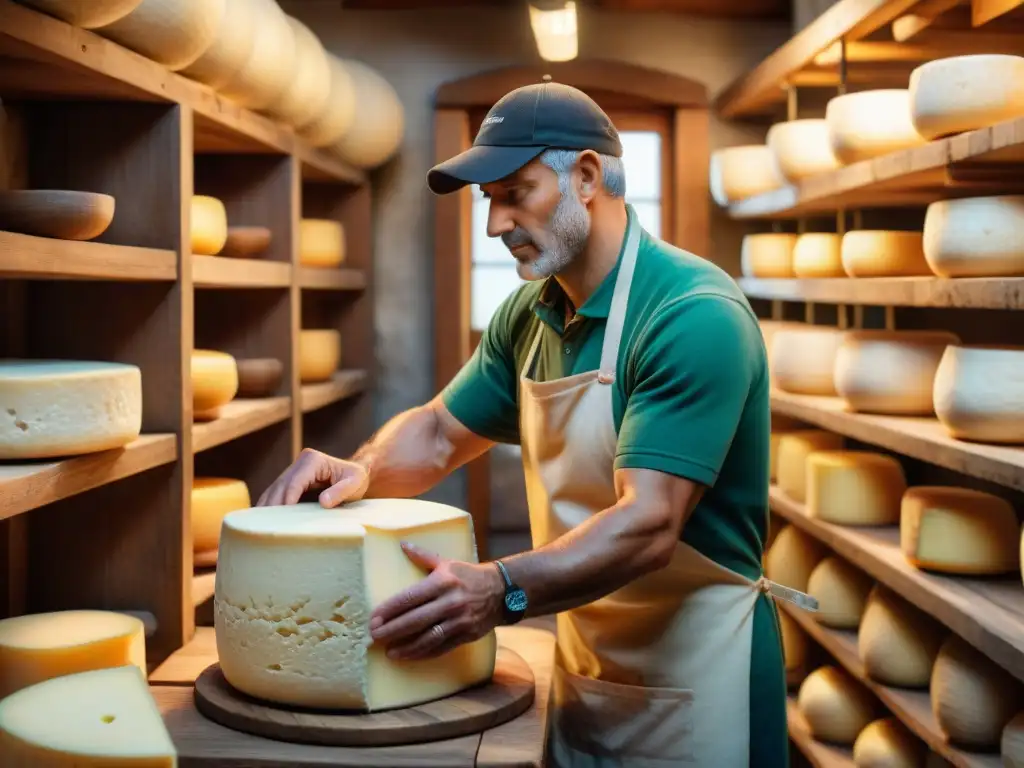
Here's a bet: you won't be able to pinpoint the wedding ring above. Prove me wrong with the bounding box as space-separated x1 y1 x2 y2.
431 624 445 641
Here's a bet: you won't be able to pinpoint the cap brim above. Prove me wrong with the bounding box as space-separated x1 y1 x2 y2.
427 144 548 195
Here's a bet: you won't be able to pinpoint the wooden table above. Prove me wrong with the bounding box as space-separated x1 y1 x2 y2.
149 626 555 767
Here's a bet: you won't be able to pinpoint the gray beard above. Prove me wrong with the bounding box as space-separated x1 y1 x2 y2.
503 189 591 281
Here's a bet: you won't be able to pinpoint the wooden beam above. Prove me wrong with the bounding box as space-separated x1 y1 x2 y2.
972 0 1024 26
891 0 967 40
814 34 1024 63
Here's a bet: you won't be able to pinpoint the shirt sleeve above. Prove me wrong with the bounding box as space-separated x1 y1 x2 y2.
615 294 765 486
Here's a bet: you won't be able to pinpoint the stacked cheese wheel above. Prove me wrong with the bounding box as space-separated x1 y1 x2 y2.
300 219 346 268
709 145 785 206
765 119 840 181
825 89 926 164
192 349 239 419
300 329 342 382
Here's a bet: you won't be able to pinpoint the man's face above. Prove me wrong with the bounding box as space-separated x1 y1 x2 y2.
479 159 591 281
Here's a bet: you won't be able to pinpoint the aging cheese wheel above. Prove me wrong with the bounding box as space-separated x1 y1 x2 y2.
776 429 845 503
299 219 345 268
765 524 827 592
779 610 809 688
178 0 255 89
1002 712 1024 768
770 325 845 396
16 0 141 28
0 360 142 460
192 477 251 555
191 195 228 256
766 119 841 181
834 330 959 415
931 634 1022 749
909 54 1024 140
214 500 497 710
825 89 926 164
853 717 926 768
901 486 1020 575
859 586 943 688
933 345 1024 444
793 233 844 278
806 451 906 526
740 233 797 278
923 196 1024 278
299 329 342 383
95 0 226 71
262 16 332 129
0 610 147 700
217 0 296 110
330 59 404 170
300 56 357 148
841 231 932 277
191 349 238 416
709 145 785 207
807 556 873 629
798 666 877 745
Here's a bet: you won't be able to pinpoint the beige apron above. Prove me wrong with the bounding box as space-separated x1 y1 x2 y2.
518 207 815 767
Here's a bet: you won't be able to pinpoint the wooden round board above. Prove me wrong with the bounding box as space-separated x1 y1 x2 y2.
193 646 536 747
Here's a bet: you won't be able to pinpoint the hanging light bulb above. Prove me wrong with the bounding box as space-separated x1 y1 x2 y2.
528 1 578 62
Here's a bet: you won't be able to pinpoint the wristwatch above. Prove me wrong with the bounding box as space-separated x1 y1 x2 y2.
493 560 528 625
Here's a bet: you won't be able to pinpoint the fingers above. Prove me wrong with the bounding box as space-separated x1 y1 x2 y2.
387 620 470 661
319 465 369 508
399 542 442 572
371 590 461 647
256 450 367 508
370 571 449 630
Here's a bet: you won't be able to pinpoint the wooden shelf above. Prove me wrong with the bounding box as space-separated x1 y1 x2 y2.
781 601 1001 768
192 256 291 289
786 697 856 767
298 266 367 290
770 486 1024 683
739 276 1024 309
0 230 177 282
771 390 1024 493
300 370 369 414
191 570 216 608
192 397 292 454
0 434 177 520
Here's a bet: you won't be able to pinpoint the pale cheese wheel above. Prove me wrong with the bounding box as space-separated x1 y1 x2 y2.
0 610 147 699
331 59 404 170
933 345 1024 444
834 330 959 415
806 556 873 628
765 524 827 592
300 329 341 383
841 231 932 277
95 0 226 71
776 429 845 503
299 219 345 268
793 233 844 278
859 585 943 688
0 360 142 460
740 233 797 278
853 717 926 768
192 477 251 555
191 195 228 256
909 54 1024 141
825 89 926 165
191 349 238 415
217 0 296 110
931 634 1022 748
300 56 358 148
766 119 841 181
16 0 142 28
1002 711 1024 768
177 0 256 89
779 610 809 688
709 145 785 207
798 666 877 744
770 325 845 396
806 451 906 526
901 486 1020 575
262 16 332 129
923 196 1024 278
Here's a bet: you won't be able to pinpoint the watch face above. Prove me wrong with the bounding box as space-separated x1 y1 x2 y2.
505 588 528 613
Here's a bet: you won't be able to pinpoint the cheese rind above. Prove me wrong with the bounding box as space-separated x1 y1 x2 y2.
825 89 926 164
766 119 840 181
740 233 797 278
299 329 342 383
778 610 808 688
299 219 345 268
853 717 926 768
95 0 226 71
330 59 405 171
0 360 142 460
192 477 251 555
859 586 942 688
805 450 906 526
923 196 1024 278
214 500 497 711
177 0 255 89
841 231 932 277
16 0 141 28
806 556 873 629
770 325 845 396
216 0 296 110
793 233 844 278
262 16 331 129
191 350 238 415
765 524 827 592
1001 711 1024 768
191 195 228 256
776 429 845 503
798 666 876 745
932 345 1024 444
709 145 785 207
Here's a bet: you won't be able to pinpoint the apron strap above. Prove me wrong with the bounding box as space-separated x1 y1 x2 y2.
598 205 642 381
755 576 820 612
520 320 545 380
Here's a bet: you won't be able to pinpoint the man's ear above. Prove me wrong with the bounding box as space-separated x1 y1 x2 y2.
575 150 603 204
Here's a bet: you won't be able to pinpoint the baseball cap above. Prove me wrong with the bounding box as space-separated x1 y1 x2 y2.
427 81 622 195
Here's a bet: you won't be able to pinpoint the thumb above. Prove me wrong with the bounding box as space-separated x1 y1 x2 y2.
319 464 369 508
400 541 442 571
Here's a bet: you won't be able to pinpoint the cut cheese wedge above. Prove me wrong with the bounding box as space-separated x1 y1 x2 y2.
853 717 926 768
806 556 873 629
191 195 228 256
770 325 845 396
841 230 932 277
740 233 797 278
776 429 845 503
299 219 345 268
793 233 844 278
0 665 176 766
923 196 1024 278
191 349 238 417
299 329 342 383
766 119 841 181
825 89 926 164
859 586 943 688
806 450 905 526
215 500 497 711
932 345 1024 444
0 610 146 700
798 666 877 745
192 477 250 555
765 524 827 592
709 145 785 207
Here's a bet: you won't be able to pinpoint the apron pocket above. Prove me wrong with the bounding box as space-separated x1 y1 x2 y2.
552 663 696 763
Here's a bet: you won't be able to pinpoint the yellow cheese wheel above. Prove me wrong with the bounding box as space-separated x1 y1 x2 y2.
178 0 256 89
299 329 342 383
909 54 1024 141
262 16 332 129
770 325 845 396
299 219 345 268
1002 712 1024 768
16 0 141 28
853 717 926 768
217 0 296 110
740 233 797 278
709 145 785 207
759 320 804 382
191 195 228 256
841 231 932 277
806 451 906 526
793 233 844 278
923 196 1024 278
766 119 841 181
765 524 827 592
191 349 238 416
779 610 809 688
834 330 959 415
300 56 357 148
825 89 926 164
806 556 873 628
901 486 1020 575
95 0 226 71
776 429 845 503
933 344 1024 444
931 634 1023 749
859 585 943 688
192 477 251 555
330 59 404 170
798 666 877 745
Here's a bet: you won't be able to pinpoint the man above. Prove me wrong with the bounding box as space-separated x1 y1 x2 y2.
259 81 805 766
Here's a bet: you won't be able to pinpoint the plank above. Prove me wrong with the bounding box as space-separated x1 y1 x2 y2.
0 433 177 520
193 256 291 289
972 0 1024 26
192 397 292 453
298 267 367 291
299 370 369 414
771 390 1024 493
786 697 857 767
0 230 176 281
296 146 366 186
739 276 1024 309
192 570 216 608
770 486 1024 683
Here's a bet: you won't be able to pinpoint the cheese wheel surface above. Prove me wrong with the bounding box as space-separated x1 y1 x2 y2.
262 16 331 129
807 556 873 628
191 349 238 414
0 360 142 459
215 500 497 710
17 0 141 28
765 524 827 592
853 717 925 768
933 345 1024 443
859 586 943 687
1002 711 1024 768
95 0 226 71
330 59 404 170
779 610 809 688
300 56 357 148
709 145 785 207
798 666 876 744
217 0 296 110
793 233 844 278
923 196 1024 278
299 219 345 268
842 230 932 277
191 195 228 256
807 450 906 526
299 329 341 383
740 233 797 278
826 89 926 164
178 0 256 89
770 325 845 396
192 477 251 555
766 119 841 181
776 429 845 503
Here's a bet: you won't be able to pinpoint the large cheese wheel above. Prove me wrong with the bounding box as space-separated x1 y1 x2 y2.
909 54 1024 141
798 666 877 744
178 0 256 89
901 486 1020 575
262 16 332 129
765 524 827 592
0 360 142 460
834 330 959 415
806 451 906 526
859 586 943 688
740 233 797 278
709 145 785 206
95 0 226 71
192 477 251 555
214 500 497 710
299 219 345 268
16 0 141 28
217 0 296 110
1002 712 1024 768
300 329 342 383
300 56 357 148
330 59 404 170
825 89 926 164
923 196 1024 278
776 429 845 503
191 349 238 416
779 610 809 688
793 233 844 278
191 195 228 256
853 718 926 768
770 325 845 396
807 556 873 628
931 634 1022 748
766 119 841 181
932 345 1024 443
841 231 932 277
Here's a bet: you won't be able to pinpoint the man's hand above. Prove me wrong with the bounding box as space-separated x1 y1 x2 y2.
256 448 370 508
370 543 505 660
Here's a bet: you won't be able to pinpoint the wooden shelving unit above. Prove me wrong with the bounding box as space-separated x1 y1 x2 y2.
787 697 856 767
739 276 1024 309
